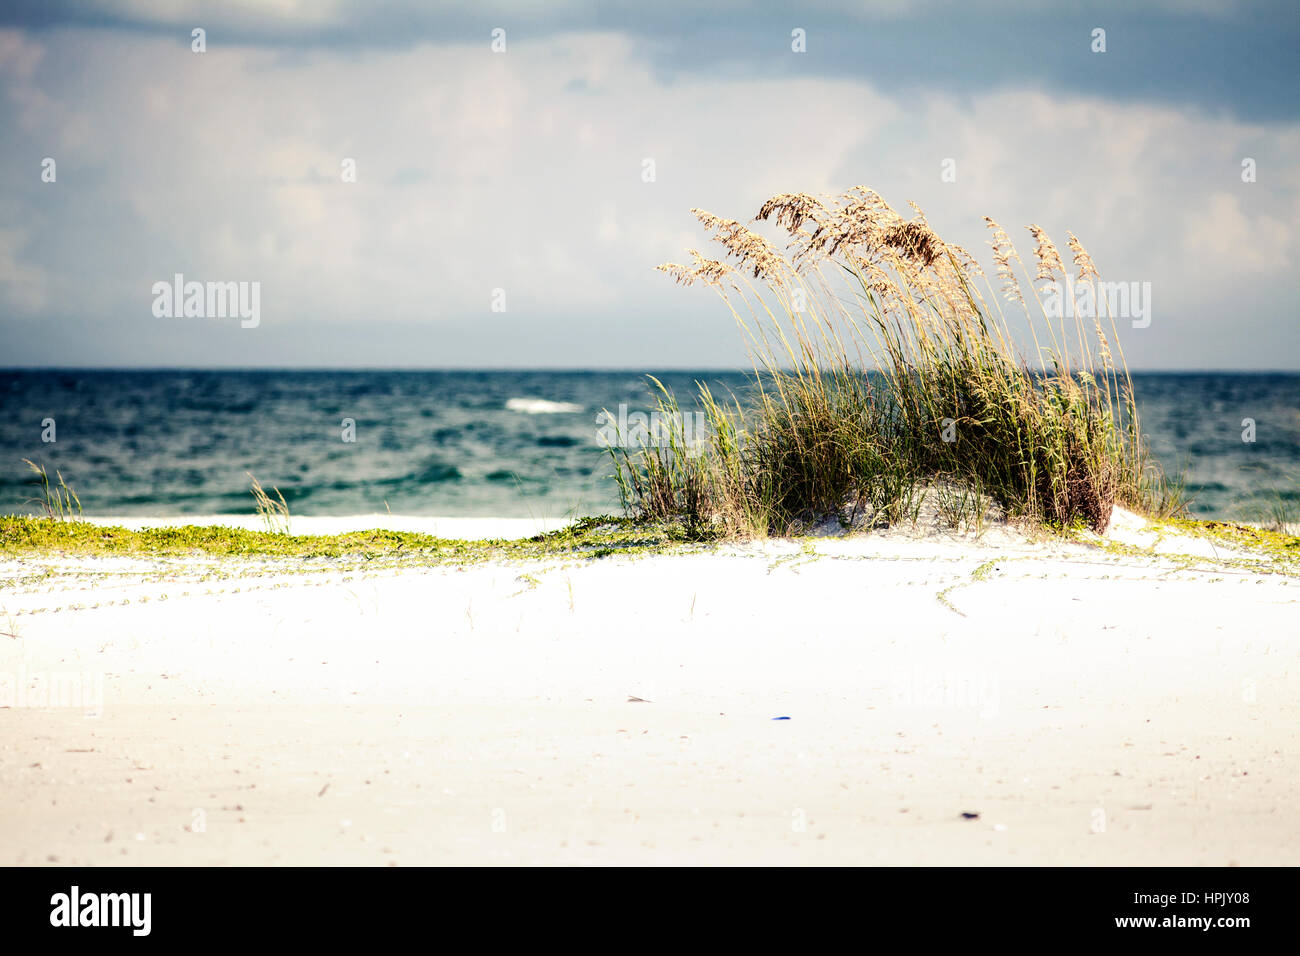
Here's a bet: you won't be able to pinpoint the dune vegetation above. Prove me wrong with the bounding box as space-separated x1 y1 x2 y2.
608 187 1186 539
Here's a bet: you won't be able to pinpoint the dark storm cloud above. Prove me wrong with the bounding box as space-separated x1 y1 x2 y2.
3 1 1297 120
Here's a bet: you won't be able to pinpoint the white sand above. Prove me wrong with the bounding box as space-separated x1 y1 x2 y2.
1 510 1297 865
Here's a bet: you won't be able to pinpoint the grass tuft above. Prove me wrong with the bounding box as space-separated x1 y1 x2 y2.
22 459 81 521
618 186 1186 538
248 473 291 535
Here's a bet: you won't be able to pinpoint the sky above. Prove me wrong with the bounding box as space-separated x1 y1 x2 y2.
1 0 1298 369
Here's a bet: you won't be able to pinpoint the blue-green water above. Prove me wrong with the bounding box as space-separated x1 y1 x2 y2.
1 370 1296 521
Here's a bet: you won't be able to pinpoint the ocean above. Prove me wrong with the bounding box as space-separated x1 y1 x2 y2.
1 370 1297 522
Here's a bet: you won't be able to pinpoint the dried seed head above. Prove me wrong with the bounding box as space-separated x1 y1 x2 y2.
785 186 905 265
691 209 785 280
688 249 735 287
1066 231 1100 281
984 217 1025 306
881 219 942 268
1026 224 1065 282
656 262 697 286
656 249 735 288
755 193 827 234
1093 318 1113 369
949 243 985 279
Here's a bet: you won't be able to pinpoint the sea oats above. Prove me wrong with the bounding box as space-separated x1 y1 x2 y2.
1094 319 1113 369
983 217 1025 305
842 252 906 312
656 249 736 288
1066 231 1100 281
691 209 785 280
686 248 738 287
755 192 827 234
637 185 1165 535
656 262 697 286
784 186 907 265
797 206 868 261
1026 224 1065 282
843 187 901 228
949 244 985 279
881 219 942 269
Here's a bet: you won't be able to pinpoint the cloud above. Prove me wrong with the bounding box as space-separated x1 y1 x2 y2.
0 24 1297 368
1183 192 1292 273
4 2 1298 119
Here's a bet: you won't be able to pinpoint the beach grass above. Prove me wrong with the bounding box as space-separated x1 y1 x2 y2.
22 459 82 521
248 472 291 534
610 187 1186 538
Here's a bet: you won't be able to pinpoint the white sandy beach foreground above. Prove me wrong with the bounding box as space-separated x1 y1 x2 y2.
1 512 1296 866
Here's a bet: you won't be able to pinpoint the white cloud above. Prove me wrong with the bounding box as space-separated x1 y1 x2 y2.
1183 192 1291 273
1 26 1297 367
